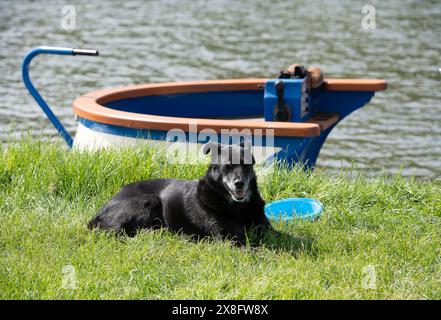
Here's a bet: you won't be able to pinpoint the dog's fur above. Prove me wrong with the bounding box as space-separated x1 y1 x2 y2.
88 142 272 245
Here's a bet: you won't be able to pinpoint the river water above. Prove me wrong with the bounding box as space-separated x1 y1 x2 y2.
1 0 440 178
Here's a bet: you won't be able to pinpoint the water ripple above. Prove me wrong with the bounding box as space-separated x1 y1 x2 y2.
0 0 440 179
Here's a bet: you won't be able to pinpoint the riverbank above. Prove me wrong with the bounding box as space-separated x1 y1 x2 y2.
1 139 440 299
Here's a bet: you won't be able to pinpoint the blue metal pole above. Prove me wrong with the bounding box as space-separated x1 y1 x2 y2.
21 46 98 147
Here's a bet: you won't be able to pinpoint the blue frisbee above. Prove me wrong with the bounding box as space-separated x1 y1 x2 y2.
264 198 323 222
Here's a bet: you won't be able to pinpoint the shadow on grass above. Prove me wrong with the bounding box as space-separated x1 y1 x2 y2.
88 223 315 257
248 228 315 256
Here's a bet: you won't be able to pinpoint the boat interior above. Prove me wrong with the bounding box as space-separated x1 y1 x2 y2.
73 78 387 137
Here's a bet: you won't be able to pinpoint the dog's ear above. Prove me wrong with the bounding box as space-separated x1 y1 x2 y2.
202 142 223 165
239 140 252 151
202 141 220 155
239 141 255 165
249 153 256 165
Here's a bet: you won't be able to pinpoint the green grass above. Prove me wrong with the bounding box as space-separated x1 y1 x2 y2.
1 138 440 299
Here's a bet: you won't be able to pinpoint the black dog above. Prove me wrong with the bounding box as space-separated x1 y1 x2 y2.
88 142 272 244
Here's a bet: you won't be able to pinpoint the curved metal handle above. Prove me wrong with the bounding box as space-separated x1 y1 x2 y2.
73 48 99 56
21 46 99 147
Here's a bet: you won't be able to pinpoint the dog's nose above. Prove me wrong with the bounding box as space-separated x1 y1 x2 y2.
234 180 244 189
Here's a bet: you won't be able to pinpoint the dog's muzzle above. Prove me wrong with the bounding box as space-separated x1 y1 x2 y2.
227 187 247 202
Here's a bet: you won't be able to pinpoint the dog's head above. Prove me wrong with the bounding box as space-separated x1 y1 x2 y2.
203 142 256 203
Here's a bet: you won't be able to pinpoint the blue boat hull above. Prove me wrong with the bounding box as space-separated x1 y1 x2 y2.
74 87 376 168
